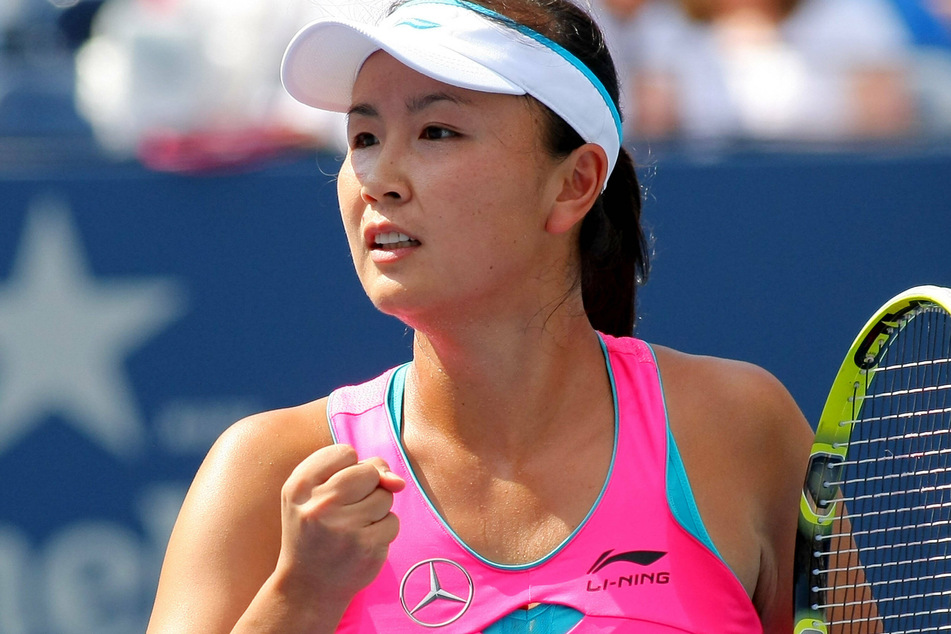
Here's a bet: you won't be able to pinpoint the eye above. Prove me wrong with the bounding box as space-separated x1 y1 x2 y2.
351 132 378 150
421 126 458 141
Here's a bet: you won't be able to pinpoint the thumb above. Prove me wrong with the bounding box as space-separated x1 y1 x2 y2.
379 467 406 493
361 457 407 493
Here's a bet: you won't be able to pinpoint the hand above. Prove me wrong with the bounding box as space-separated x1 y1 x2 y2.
274 444 406 615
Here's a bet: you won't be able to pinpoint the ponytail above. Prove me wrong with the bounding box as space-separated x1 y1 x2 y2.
579 147 650 336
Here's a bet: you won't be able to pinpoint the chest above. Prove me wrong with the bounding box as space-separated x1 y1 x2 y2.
341 433 763 634
404 432 613 565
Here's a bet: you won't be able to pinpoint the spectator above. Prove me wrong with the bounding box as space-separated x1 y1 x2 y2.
889 0 951 135
589 0 689 139
74 0 389 171
608 0 918 142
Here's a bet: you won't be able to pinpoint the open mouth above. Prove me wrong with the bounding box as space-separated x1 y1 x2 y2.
373 231 421 250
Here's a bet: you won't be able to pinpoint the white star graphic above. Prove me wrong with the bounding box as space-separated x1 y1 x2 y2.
0 196 187 459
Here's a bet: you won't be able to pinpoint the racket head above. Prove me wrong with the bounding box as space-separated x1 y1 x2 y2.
795 285 951 634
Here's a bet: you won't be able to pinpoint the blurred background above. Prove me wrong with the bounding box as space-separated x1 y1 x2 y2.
1 0 950 631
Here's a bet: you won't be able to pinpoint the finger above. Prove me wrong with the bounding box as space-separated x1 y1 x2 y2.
284 444 359 502
323 461 393 505
348 513 401 570
360 457 406 493
331 485 395 528
365 511 401 546
379 470 406 493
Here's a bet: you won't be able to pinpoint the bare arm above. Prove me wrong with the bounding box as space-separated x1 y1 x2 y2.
743 367 815 634
146 398 404 633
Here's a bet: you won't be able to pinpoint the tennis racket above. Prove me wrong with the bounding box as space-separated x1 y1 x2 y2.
794 285 951 634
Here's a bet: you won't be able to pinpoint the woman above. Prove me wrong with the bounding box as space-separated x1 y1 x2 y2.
146 0 813 631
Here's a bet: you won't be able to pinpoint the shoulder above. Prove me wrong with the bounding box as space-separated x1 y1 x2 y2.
148 397 333 631
653 345 809 497
652 344 797 421
203 397 333 491
192 397 335 531
652 345 813 630
652 344 811 500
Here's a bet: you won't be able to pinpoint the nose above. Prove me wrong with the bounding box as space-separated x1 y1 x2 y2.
360 145 410 205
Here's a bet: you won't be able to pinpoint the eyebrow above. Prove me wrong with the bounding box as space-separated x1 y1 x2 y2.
347 91 472 118
407 91 471 113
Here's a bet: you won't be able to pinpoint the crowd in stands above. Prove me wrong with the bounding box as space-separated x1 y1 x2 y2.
2 0 951 170
592 0 951 144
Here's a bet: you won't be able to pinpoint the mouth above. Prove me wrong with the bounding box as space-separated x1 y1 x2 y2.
372 231 421 250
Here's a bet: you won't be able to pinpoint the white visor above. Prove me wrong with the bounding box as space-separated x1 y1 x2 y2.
281 0 622 178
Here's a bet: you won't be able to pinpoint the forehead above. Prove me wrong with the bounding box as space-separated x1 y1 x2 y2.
353 52 475 101
351 51 532 115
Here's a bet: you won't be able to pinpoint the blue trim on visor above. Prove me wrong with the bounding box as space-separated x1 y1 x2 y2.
397 0 623 142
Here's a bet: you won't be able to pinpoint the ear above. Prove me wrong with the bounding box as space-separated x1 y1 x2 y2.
545 143 609 235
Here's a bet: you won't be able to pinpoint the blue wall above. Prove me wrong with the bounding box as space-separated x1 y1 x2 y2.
0 147 949 632
635 149 951 420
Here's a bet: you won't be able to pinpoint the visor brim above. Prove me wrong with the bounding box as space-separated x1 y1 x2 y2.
281 18 525 113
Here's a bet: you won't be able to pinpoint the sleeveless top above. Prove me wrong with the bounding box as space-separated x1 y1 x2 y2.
325 334 763 633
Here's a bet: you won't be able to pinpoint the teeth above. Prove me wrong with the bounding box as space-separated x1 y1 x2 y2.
375 232 413 245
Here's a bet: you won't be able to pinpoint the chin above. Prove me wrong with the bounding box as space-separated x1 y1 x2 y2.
369 290 450 333
365 282 420 319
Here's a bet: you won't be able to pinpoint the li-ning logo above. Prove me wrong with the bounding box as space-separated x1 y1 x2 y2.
586 549 670 592
399 558 474 627
396 18 442 29
587 549 666 574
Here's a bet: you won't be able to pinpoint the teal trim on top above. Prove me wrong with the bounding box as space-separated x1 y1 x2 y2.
383 342 725 569
387 362 411 431
384 335 619 571
484 603 584 634
641 343 724 563
666 427 722 560
391 367 585 630
398 0 623 141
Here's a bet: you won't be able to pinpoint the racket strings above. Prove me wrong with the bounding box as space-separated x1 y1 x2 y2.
835 483 951 506
840 407 951 430
861 383 951 401
827 520 951 543
836 445 951 473
844 427 951 446
814 572 951 595
820 593 951 614
813 305 951 633
817 535 951 559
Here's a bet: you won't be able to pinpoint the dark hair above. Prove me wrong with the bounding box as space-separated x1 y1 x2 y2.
389 0 651 336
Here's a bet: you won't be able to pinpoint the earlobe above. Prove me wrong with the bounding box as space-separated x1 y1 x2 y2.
545 143 609 235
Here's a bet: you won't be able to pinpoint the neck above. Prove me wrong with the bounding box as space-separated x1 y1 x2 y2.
402 303 610 456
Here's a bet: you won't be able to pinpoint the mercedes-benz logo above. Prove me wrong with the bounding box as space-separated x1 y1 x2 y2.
399 558 475 627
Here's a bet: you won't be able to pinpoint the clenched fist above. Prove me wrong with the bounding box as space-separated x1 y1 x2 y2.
274 443 405 615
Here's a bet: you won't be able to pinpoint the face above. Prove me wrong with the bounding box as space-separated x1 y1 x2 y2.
337 51 573 328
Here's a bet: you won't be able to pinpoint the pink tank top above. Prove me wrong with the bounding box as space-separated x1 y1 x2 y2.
326 334 762 632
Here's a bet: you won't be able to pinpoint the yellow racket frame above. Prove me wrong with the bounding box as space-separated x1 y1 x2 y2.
794 285 951 634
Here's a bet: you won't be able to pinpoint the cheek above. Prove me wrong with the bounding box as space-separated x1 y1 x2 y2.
336 159 364 254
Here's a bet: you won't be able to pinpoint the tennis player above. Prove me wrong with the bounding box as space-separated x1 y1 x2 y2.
146 0 814 631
